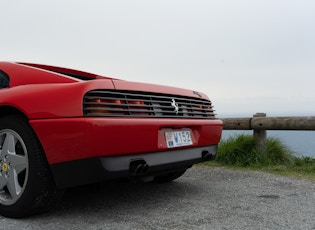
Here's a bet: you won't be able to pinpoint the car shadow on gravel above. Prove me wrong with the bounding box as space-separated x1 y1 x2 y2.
50 178 202 217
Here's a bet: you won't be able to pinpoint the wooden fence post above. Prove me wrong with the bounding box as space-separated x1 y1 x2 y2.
253 113 267 151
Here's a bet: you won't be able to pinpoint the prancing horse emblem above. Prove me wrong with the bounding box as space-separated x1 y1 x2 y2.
171 99 179 114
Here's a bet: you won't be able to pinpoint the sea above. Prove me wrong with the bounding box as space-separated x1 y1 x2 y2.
221 130 315 158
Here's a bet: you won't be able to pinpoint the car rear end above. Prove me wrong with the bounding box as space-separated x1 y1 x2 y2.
40 79 222 188
0 62 222 217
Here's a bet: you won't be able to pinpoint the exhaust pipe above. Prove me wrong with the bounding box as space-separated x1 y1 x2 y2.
129 160 149 176
202 151 214 161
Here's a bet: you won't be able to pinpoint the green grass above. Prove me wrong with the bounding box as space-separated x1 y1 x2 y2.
201 134 315 180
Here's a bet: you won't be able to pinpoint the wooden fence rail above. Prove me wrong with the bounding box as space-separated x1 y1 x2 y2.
220 113 315 150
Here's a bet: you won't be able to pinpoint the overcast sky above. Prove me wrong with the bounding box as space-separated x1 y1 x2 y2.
1 0 315 117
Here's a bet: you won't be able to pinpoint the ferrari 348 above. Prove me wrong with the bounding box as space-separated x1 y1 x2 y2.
0 62 222 218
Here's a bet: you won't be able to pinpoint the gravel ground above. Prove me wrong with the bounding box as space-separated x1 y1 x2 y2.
1 166 315 230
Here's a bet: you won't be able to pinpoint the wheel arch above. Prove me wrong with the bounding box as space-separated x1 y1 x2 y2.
0 105 55 180
0 105 29 119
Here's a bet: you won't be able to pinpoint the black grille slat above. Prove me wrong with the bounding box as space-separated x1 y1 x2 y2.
83 90 215 119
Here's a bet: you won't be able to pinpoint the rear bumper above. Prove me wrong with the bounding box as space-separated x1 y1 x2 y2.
50 145 218 188
30 117 223 164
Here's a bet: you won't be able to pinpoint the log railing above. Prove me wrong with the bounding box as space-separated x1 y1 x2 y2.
220 113 315 150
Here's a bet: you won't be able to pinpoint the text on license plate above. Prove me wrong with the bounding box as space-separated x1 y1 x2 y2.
165 130 193 148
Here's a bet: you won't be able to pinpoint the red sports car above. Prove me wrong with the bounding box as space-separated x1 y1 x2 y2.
0 62 222 218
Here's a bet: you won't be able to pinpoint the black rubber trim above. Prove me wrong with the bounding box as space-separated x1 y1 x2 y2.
0 70 9 88
50 145 217 188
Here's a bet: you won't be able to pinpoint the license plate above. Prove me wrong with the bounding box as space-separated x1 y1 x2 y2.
165 130 193 148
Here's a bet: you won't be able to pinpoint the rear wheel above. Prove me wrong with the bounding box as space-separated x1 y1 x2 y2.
0 115 63 218
154 169 187 183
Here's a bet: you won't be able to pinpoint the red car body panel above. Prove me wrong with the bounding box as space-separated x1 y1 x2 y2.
0 61 223 188
17 62 108 80
0 62 78 86
112 79 210 100
0 80 115 118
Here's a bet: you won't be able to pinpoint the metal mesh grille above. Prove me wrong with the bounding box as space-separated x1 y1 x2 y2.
83 90 215 119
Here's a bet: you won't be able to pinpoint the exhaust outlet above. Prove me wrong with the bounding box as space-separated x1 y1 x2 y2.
142 163 149 174
202 151 213 161
129 160 149 176
134 164 144 175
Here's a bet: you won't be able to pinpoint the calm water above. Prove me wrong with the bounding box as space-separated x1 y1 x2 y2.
222 130 315 158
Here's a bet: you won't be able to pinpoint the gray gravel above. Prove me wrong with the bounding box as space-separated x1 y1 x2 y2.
1 166 315 230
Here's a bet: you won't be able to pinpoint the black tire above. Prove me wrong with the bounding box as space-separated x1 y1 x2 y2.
154 169 187 183
0 115 63 218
